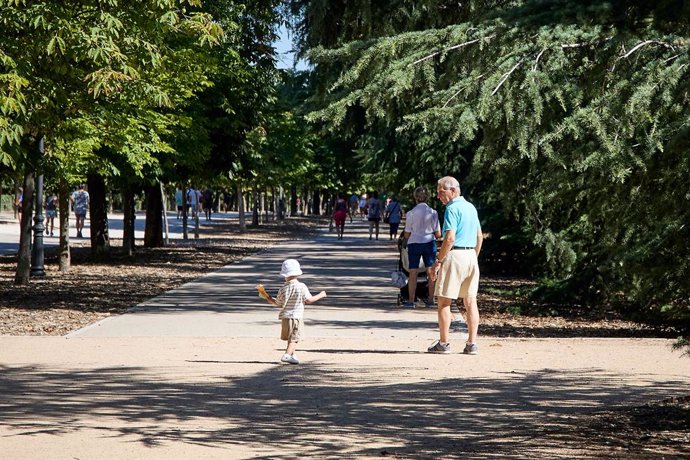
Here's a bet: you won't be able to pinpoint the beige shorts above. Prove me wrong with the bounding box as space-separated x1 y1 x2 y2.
281 318 303 342
434 249 479 299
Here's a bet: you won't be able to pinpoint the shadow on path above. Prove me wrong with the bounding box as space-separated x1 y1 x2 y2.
1 362 688 458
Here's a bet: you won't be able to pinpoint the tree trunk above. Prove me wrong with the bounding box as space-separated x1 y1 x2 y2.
160 182 169 245
251 187 259 226
122 185 136 256
14 169 35 285
87 172 110 259
313 189 322 216
290 185 297 216
237 183 246 232
181 183 188 240
58 178 70 272
144 184 163 247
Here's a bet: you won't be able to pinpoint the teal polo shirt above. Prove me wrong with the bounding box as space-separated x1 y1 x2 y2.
442 196 481 247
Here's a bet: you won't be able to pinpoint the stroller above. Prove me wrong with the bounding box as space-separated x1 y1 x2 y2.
393 239 468 329
394 238 429 307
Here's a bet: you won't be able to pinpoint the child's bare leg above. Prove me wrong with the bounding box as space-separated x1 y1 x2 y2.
286 341 297 355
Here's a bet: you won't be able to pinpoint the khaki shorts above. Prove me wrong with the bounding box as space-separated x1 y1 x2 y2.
434 249 479 299
281 318 303 342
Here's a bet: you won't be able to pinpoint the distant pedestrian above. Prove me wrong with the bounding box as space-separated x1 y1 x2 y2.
175 188 184 219
70 184 89 238
14 187 22 225
258 259 327 364
332 193 349 240
358 194 367 218
186 186 199 218
384 194 403 240
428 176 483 355
202 187 213 220
366 191 383 240
348 193 358 222
45 192 58 237
222 190 231 212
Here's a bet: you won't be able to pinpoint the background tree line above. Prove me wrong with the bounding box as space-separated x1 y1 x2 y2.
0 0 346 283
1 0 687 348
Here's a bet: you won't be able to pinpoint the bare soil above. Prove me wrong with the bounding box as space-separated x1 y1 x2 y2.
1 217 688 456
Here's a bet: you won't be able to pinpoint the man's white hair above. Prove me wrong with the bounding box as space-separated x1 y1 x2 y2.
438 176 460 192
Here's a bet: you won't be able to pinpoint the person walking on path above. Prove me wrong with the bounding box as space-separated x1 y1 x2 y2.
70 184 89 238
358 194 367 219
366 191 383 240
14 187 22 225
44 192 58 237
384 195 403 240
332 193 349 240
402 187 441 308
259 259 327 364
175 187 184 219
186 186 199 218
428 176 483 355
202 187 213 221
348 193 358 222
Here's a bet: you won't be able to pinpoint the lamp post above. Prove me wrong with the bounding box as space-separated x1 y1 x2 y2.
30 136 46 277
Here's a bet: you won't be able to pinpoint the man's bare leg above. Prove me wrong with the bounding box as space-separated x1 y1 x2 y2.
437 296 453 344
464 296 479 344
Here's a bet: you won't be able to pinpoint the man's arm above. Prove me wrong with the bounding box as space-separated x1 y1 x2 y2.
437 229 456 263
430 230 455 281
475 228 483 256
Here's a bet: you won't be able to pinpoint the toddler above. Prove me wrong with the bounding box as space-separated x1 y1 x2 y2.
259 259 326 364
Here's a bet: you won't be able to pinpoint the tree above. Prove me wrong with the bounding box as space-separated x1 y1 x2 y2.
288 1 690 330
0 0 222 280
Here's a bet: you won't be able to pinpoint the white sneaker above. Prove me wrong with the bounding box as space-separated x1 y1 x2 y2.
280 354 299 364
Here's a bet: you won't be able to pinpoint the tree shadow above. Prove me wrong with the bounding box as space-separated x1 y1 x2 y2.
1 363 687 458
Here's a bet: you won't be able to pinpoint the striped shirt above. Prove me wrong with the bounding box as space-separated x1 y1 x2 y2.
276 279 312 319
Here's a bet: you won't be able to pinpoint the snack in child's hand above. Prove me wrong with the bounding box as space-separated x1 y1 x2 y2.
256 284 269 299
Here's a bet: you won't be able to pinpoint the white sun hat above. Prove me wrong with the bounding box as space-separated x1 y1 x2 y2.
280 259 303 277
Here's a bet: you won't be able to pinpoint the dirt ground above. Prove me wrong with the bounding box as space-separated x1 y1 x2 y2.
1 217 688 457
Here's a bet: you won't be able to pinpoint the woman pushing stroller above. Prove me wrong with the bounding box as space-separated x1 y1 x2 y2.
401 186 441 308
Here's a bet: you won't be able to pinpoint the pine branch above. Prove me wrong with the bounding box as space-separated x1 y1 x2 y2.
622 40 675 59
411 35 496 66
533 48 547 72
442 73 484 107
492 60 522 96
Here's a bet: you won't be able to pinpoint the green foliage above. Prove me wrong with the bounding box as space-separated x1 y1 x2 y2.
0 0 223 183
290 0 690 327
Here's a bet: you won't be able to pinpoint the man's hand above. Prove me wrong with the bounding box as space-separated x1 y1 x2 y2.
429 261 440 282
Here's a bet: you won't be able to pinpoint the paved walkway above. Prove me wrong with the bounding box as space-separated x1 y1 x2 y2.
1 216 688 459
0 210 242 254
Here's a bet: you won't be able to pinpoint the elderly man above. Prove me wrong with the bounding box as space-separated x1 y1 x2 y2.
428 176 483 355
